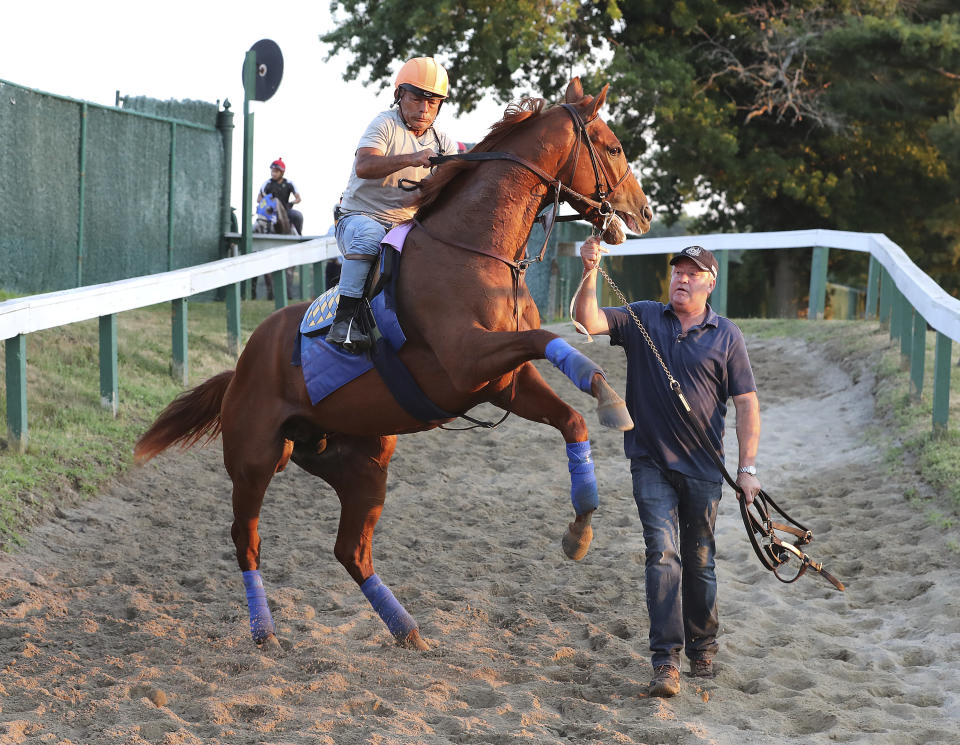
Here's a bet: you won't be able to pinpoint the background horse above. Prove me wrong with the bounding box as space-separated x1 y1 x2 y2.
135 79 652 652
252 193 300 300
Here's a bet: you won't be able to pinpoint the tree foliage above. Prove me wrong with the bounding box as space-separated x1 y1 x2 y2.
322 1 960 295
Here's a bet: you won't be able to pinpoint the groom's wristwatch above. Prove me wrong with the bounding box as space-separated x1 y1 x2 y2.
737 465 758 476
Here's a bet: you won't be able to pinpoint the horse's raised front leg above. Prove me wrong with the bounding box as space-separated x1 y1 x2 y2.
493 362 599 561
427 327 633 431
305 434 429 651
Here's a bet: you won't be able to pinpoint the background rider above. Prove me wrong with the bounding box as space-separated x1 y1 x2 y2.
258 158 303 235
328 56 455 351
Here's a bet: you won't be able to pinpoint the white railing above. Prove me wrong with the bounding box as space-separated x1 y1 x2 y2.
608 229 960 343
1 230 955 451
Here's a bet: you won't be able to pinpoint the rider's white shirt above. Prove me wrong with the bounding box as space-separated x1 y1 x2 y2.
339 109 454 227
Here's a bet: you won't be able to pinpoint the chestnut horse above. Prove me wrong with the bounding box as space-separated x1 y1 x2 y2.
135 79 652 651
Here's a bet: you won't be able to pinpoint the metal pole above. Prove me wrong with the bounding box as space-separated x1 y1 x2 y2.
241 51 256 260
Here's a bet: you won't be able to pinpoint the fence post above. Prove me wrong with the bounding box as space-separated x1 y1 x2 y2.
4 335 28 452
889 284 901 341
99 315 119 415
216 101 234 260
932 333 952 433
712 250 729 316
226 283 242 358
272 271 288 310
899 295 913 364
314 262 326 296
171 299 188 384
878 267 892 326
910 311 926 399
808 246 828 319
865 255 880 320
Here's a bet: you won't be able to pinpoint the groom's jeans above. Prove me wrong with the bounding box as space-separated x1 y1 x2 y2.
630 457 722 670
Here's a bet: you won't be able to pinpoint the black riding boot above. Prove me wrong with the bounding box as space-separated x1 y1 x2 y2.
326 295 371 352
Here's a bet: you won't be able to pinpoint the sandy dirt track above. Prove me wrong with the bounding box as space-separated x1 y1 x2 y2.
1 323 958 744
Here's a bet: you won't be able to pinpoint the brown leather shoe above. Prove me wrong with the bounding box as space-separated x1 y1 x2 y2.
689 658 714 678
649 665 680 697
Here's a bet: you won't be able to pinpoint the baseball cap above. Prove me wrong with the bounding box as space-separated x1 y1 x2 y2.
670 245 718 278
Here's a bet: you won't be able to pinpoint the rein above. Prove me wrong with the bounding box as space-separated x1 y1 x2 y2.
596 269 845 592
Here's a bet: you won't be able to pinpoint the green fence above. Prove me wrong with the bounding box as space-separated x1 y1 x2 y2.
0 79 231 295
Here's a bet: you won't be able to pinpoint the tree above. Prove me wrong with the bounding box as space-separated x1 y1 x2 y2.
322 1 960 299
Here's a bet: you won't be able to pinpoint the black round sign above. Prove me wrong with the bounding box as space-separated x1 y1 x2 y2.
243 39 284 102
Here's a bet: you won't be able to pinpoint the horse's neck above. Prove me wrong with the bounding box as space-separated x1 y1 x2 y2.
426 168 549 259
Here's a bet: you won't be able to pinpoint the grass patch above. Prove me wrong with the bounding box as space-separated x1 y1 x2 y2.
0 299 277 549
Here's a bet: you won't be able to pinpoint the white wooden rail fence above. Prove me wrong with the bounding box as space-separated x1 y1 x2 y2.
1 230 957 452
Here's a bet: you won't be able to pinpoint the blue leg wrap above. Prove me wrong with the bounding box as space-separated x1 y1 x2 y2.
361 574 418 640
567 440 599 515
242 570 276 643
545 338 604 394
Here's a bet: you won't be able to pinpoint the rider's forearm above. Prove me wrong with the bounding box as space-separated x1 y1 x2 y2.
354 151 426 180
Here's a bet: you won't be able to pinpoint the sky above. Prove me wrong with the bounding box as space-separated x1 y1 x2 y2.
2 0 509 237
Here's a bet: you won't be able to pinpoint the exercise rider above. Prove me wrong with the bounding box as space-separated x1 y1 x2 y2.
329 56 455 351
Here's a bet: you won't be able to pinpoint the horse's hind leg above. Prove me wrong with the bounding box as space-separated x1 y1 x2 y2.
293 433 429 651
493 362 600 561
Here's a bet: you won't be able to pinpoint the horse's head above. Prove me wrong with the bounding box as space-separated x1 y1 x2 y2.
559 79 653 243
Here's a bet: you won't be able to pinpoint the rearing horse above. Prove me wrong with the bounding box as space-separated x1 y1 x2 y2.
134 79 652 652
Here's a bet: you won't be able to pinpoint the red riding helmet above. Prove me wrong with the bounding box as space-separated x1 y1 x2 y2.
270 158 286 173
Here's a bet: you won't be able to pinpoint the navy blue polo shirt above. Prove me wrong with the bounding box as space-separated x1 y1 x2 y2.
605 301 756 482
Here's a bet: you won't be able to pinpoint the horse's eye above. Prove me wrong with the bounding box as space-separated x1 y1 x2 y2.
607 146 622 156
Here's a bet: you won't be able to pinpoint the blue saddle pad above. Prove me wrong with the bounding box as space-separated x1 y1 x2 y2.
297 287 406 406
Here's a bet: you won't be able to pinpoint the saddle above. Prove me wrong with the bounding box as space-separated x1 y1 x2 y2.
295 235 456 424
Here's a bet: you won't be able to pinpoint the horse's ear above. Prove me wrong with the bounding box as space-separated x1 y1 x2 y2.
565 78 585 103
585 84 609 119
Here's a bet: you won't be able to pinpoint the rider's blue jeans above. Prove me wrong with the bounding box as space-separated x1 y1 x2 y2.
335 214 386 298
630 456 721 670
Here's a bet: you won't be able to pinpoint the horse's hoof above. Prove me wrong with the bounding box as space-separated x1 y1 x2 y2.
562 521 593 560
258 634 283 656
398 628 430 651
597 399 634 431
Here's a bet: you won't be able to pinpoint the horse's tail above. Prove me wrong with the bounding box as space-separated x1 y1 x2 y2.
134 370 235 463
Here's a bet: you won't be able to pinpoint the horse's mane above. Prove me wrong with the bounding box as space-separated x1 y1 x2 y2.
415 97 547 215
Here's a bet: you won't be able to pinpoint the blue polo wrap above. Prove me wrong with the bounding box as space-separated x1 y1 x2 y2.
361 574 418 639
567 440 599 515
242 569 276 643
545 338 603 394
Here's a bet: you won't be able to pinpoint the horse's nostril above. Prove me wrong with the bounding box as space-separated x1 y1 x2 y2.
643 205 653 222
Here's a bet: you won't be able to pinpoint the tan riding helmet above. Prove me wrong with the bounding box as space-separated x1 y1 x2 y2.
394 57 449 100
